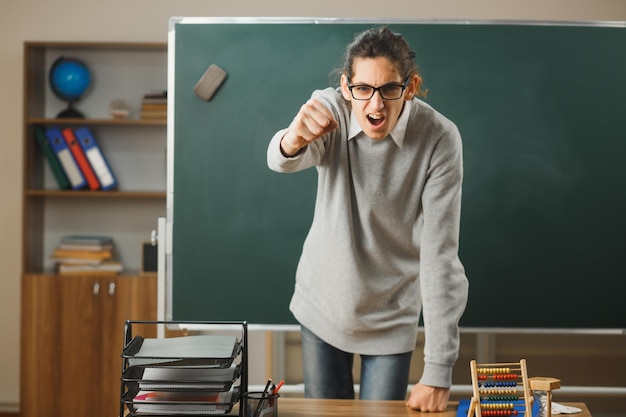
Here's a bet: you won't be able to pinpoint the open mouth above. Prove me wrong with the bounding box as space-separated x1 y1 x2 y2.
368 114 385 126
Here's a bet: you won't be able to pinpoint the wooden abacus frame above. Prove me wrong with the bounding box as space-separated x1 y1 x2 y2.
467 359 532 417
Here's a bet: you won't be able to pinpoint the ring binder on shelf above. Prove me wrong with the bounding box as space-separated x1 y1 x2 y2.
74 126 118 190
45 126 86 190
34 126 71 189
62 127 101 190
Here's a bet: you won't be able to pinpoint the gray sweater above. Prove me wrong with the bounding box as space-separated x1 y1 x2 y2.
267 87 468 388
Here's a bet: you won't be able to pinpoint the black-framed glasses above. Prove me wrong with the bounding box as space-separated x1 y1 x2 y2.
347 77 409 100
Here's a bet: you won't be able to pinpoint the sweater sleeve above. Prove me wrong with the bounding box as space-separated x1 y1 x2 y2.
418 124 469 388
266 128 315 172
267 90 337 172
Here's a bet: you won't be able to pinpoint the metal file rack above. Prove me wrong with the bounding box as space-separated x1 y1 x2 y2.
119 320 248 417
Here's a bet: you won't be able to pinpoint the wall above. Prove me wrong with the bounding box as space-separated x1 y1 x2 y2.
1 0 625 413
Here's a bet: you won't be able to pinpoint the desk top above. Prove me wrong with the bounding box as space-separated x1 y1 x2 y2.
276 398 592 417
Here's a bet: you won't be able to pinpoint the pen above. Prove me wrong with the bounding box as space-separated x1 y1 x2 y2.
253 378 272 417
261 378 272 396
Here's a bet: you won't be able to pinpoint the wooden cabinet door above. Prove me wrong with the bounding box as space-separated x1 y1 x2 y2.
57 275 108 417
101 275 157 417
20 274 62 417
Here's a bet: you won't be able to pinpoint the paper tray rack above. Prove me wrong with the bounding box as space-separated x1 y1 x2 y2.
119 320 248 417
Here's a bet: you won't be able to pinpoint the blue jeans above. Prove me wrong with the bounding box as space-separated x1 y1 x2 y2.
301 326 412 400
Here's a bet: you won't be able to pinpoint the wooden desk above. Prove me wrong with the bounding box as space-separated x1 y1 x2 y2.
276 398 592 417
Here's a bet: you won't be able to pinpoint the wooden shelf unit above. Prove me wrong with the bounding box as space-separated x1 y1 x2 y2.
22 41 167 274
20 41 167 417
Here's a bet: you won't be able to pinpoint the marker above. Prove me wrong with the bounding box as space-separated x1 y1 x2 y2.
272 379 284 395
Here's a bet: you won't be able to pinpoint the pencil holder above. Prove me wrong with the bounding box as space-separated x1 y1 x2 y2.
243 391 279 417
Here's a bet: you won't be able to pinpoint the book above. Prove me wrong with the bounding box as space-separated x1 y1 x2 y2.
58 268 121 275
73 127 118 190
140 110 167 120
142 90 167 103
58 259 123 274
54 257 108 266
57 243 114 252
34 126 70 189
140 103 167 110
60 235 114 246
52 248 113 261
45 126 86 189
62 127 101 190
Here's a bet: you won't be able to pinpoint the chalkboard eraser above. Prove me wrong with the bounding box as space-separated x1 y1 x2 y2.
193 64 228 101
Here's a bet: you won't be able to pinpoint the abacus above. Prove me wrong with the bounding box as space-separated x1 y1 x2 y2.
467 359 532 417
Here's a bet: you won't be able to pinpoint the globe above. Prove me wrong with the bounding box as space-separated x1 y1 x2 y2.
49 56 92 118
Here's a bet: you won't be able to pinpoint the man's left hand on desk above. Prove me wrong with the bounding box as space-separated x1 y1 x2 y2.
406 383 451 412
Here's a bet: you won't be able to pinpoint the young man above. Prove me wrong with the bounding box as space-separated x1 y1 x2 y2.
267 26 469 412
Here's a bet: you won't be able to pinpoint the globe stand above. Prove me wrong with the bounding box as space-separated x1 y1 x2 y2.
49 56 91 119
56 101 85 119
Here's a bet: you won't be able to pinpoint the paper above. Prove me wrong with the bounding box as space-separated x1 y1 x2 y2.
126 335 240 367
138 365 240 390
130 388 237 415
552 402 582 415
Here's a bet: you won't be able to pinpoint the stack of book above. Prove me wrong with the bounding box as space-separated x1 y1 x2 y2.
140 90 167 120
51 235 123 275
35 125 118 191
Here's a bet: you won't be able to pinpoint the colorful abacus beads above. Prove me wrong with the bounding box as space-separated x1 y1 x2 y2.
482 396 519 401
481 381 518 388
480 410 519 416
481 402 515 410
480 389 517 396
494 373 518 380
477 367 512 375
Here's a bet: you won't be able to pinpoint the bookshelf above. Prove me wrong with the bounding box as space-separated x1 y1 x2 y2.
22 41 167 273
20 41 166 417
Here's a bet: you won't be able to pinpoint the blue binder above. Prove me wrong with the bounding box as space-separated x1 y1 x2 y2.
45 126 86 190
74 126 118 190
34 126 71 190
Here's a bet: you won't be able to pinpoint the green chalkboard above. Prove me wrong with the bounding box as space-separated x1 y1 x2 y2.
169 19 626 329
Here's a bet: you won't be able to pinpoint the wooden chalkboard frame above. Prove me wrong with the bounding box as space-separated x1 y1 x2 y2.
165 17 626 330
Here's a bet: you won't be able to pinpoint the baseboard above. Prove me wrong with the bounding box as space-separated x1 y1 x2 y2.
0 401 19 415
